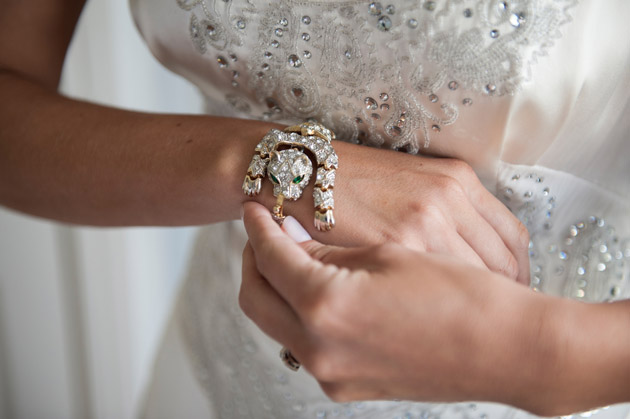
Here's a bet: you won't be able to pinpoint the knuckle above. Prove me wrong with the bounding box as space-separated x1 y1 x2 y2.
501 253 519 280
446 158 474 175
515 221 531 250
432 173 466 200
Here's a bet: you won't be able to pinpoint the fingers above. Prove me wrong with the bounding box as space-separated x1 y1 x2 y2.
242 201 332 306
240 242 304 348
422 225 487 270
467 188 531 284
431 159 530 284
453 203 520 280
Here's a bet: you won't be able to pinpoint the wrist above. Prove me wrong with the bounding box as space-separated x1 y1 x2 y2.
536 299 630 415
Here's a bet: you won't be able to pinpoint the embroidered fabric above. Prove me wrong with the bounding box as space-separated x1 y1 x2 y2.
130 0 630 417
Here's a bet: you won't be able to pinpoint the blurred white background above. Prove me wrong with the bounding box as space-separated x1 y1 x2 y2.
0 0 206 418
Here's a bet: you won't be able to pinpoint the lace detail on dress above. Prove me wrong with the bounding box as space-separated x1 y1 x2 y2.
176 0 578 152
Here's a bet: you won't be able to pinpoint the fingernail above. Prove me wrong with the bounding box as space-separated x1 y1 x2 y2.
283 216 312 243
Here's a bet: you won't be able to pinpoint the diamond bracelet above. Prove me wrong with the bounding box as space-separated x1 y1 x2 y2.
242 121 338 231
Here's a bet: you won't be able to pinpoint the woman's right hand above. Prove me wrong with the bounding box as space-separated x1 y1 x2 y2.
266 141 530 284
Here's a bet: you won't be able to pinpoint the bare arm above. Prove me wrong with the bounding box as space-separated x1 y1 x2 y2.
0 0 282 226
0 0 531 283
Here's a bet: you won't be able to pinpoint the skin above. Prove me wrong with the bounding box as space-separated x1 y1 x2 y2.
241 202 630 417
0 0 531 280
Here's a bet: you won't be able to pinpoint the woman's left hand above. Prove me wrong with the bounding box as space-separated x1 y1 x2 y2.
240 202 630 417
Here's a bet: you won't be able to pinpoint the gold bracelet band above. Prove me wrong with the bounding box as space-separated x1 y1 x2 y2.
243 121 338 231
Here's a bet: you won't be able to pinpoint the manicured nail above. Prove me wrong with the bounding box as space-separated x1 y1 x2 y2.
283 216 312 243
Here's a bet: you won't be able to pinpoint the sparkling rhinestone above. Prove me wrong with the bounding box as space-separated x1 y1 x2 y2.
256 72 264 78
490 29 500 38
217 56 228 68
512 174 520 180
271 40 279 48
368 2 383 15
569 225 578 236
275 28 283 37
364 97 378 110
611 286 620 297
302 32 310 41
407 18 418 28
386 4 395 14
371 113 381 120
576 289 585 298
597 263 606 272
577 266 585 275
600 244 608 253
499 1 508 11
262 63 270 70
302 15 311 25
380 103 390 111
303 50 312 58
485 83 497 94
344 50 352 59
558 251 567 260
463 8 473 18
429 94 438 103
509 13 521 27
279 17 288 26
389 125 402 136
424 1 436 11
432 124 441 132
231 80 238 87
543 187 550 195
379 93 389 101
264 51 272 59
524 190 533 198
229 53 237 61
206 24 216 36
232 70 239 78
377 16 392 31
603 253 612 262
355 117 363 124
462 98 473 106
448 81 459 90
505 188 513 195
236 19 246 29
292 88 303 97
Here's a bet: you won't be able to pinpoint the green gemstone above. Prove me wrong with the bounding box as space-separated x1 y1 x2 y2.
270 173 279 184
292 175 303 184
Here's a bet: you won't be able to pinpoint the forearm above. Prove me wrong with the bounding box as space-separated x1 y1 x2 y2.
487 290 630 416
542 298 630 415
0 71 281 226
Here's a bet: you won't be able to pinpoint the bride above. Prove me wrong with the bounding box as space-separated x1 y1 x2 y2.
1 0 628 417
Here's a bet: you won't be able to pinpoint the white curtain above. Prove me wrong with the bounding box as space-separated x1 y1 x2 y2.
0 0 205 418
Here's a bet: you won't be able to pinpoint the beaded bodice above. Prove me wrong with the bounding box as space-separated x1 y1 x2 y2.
132 1 630 418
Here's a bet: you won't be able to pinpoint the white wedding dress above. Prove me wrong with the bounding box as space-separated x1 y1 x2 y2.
130 0 630 417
